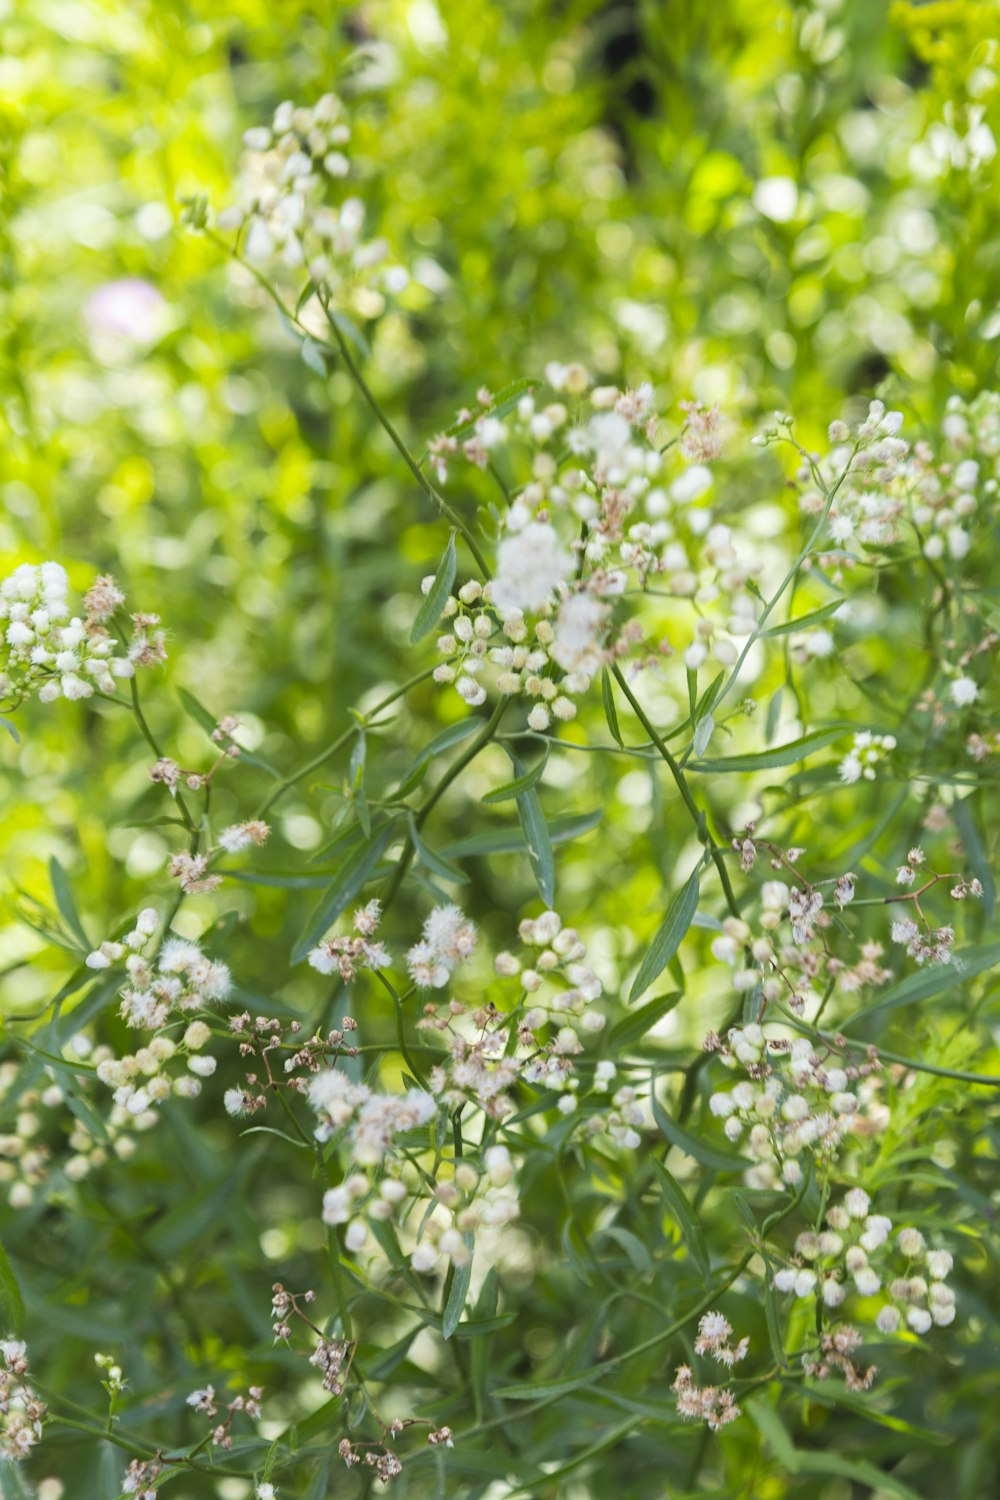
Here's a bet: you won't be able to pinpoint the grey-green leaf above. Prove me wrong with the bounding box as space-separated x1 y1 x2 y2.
410 532 457 644
516 784 555 906
292 821 397 962
442 1237 474 1339
481 747 548 804
689 725 854 773
0 1239 25 1337
629 868 700 1002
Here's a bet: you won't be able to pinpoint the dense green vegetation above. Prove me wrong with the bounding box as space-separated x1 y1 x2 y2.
1 2 1000 1496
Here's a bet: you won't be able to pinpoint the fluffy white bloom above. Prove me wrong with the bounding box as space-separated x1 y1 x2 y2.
949 676 978 707
550 593 607 677
492 522 572 611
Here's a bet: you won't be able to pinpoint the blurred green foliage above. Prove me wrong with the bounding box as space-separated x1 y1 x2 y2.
1 1 1000 1497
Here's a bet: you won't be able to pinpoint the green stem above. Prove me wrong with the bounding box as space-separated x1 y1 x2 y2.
255 667 436 818
611 665 741 919
127 676 196 833
380 695 509 911
711 444 859 720
322 311 491 579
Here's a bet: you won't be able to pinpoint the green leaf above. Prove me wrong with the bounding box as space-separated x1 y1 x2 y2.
0 716 20 745
410 531 457 644
746 1397 799 1471
494 1368 600 1401
392 718 481 799
48 856 90 951
951 793 996 922
649 1159 709 1274
303 1457 333 1500
223 868 336 889
292 821 397 962
442 1238 474 1339
607 990 683 1050
842 941 1000 1031
762 598 844 636
651 1092 748 1173
0 1239 25 1336
177 688 279 776
601 669 623 746
409 815 469 884
300 335 329 377
516 783 555 906
629 868 700 1002
599 1225 653 1275
689 725 855 773
177 685 217 734
442 809 601 858
793 1451 924 1500
481 746 549 804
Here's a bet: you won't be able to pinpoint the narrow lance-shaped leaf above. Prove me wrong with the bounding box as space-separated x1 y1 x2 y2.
481 745 549 804
443 808 601 859
442 1236 474 1339
689 724 857 773
651 1090 748 1173
601 668 623 746
292 820 397 962
607 990 683 1050
649 1158 709 1274
49 856 91 951
0 1239 25 1337
410 531 457 644
629 867 700 1002
516 783 555 906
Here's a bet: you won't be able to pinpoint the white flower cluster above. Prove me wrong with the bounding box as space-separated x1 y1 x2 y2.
86 915 227 1114
413 909 608 1137
672 1364 743 1432
427 368 769 724
708 1026 887 1189
0 1340 45 1462
329 1145 521 1276
218 95 407 308
308 899 391 982
406 904 477 989
807 390 1000 582
0 564 159 709
710 884 891 1012
88 915 231 1028
773 1188 957 1337
0 1032 171 1208
839 731 896 785
308 1068 436 1164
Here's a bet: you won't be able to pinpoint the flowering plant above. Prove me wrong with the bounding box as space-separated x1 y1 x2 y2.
2 3 1000 1497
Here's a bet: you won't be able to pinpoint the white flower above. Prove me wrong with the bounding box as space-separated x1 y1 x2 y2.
949 676 978 707
492 522 572 611
550 593 606 677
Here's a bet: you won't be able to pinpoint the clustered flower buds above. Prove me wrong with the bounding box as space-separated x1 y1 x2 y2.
86 915 228 1113
0 563 162 710
773 1190 957 1340
215 95 408 314
427 369 762 726
0 1340 45 1462
185 1380 264 1449
707 1026 886 1189
308 899 391 980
